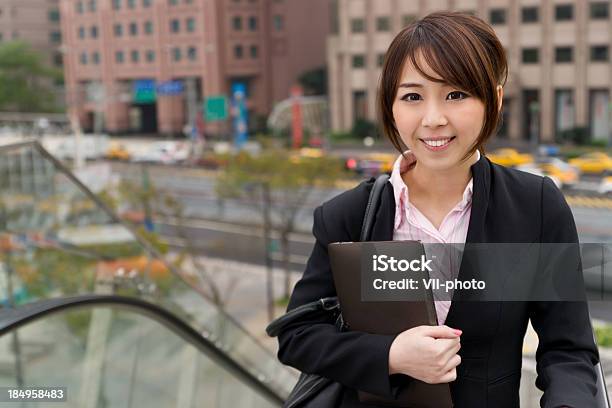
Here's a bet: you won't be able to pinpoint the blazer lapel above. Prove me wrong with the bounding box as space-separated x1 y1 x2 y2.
445 155 493 328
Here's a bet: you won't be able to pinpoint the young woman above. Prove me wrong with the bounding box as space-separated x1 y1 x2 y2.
276 11 599 408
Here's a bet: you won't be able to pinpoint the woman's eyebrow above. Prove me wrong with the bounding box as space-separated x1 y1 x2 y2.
399 82 450 88
398 82 423 88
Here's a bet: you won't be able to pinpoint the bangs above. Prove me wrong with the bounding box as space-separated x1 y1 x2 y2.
404 23 500 99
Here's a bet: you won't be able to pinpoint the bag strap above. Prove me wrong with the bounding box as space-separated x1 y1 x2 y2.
360 174 390 242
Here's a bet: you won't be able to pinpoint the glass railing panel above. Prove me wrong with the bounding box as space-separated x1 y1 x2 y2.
0 305 280 408
0 142 298 398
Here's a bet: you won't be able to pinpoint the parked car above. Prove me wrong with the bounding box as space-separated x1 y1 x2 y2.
568 152 612 174
598 176 612 195
131 141 190 164
516 164 562 189
535 157 579 188
486 148 533 167
105 142 130 161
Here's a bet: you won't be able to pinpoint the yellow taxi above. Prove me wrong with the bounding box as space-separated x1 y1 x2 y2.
345 152 396 176
105 142 130 161
568 152 612 174
486 148 534 167
289 147 325 163
536 158 580 187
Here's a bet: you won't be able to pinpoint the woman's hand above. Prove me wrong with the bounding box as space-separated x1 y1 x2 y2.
388 325 462 384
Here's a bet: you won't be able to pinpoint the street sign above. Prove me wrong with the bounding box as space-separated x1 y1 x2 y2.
157 80 184 96
205 95 228 121
133 79 156 103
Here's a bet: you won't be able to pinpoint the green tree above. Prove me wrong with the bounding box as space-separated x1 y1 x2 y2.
0 41 63 112
217 149 345 320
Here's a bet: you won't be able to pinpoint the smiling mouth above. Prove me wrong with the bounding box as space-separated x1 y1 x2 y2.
419 136 456 148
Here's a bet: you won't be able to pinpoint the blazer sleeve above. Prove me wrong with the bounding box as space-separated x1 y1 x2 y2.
529 176 600 408
276 204 406 399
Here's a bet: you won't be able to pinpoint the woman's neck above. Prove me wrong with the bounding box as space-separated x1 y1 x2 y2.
402 152 478 202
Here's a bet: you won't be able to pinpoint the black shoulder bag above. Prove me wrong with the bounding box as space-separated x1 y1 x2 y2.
266 174 390 408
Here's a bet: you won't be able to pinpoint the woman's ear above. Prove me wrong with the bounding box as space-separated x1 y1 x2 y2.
497 85 504 113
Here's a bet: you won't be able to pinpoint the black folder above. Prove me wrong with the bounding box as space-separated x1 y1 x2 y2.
328 240 453 408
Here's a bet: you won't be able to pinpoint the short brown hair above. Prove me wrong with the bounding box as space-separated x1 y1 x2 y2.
377 11 508 158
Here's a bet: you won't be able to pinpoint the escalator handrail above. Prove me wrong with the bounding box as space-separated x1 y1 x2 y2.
0 294 285 406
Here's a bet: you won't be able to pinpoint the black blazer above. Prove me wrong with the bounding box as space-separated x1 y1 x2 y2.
277 155 600 408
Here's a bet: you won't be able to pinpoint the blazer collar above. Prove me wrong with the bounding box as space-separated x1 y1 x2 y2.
371 153 491 243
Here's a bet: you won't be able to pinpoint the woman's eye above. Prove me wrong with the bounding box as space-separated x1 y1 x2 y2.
447 91 468 100
401 93 421 102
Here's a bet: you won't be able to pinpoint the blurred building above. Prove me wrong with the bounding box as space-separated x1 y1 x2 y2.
59 0 331 136
0 0 63 68
328 0 612 144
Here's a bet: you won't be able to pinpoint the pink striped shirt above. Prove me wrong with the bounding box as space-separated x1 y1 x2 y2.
389 150 480 325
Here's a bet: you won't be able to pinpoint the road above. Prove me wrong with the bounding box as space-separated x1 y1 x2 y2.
110 162 612 321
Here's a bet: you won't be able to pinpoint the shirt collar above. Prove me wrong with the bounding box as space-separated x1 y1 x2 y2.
389 150 479 229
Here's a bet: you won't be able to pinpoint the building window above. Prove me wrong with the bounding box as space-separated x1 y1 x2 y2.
589 89 611 141
146 49 155 62
232 16 242 30
49 31 62 44
250 45 258 58
48 9 60 22
555 4 573 21
490 8 506 24
143 0 151 7
522 48 539 63
144 21 153 34
555 89 575 135
172 47 181 61
90 26 98 38
186 18 195 32
112 0 121 10
130 22 138 36
590 2 609 19
88 0 96 12
78 26 85 39
376 16 390 32
555 46 573 63
402 14 417 26
115 50 124 63
92 51 100 64
80 52 88 65
170 19 180 33
521 6 539 23
168 0 178 5
188 46 197 60
114 24 123 37
248 16 257 31
522 89 540 141
128 0 136 8
273 15 283 31
353 90 367 120
352 54 365 68
131 50 139 63
76 1 84 13
591 45 609 62
234 44 243 59
351 18 365 33
377 53 385 67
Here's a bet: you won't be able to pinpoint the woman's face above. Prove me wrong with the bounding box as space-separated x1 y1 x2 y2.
391 54 487 172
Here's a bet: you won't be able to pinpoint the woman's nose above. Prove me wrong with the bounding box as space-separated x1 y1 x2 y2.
421 103 449 128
